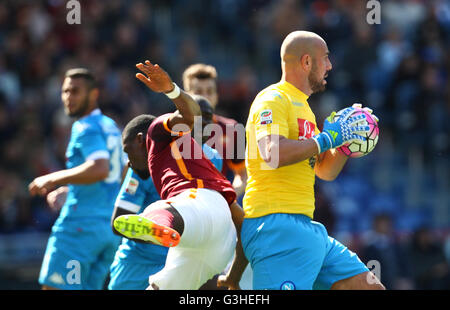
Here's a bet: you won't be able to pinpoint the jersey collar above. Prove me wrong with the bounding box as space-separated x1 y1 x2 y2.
79 108 101 121
280 80 309 103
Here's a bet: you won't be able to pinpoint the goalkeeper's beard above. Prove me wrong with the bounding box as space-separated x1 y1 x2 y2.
308 62 327 94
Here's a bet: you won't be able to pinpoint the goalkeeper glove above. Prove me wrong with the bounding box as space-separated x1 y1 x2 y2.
312 107 371 154
350 103 379 122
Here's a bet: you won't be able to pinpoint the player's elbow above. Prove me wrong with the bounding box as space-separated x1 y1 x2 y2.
315 169 338 181
262 156 281 169
97 166 110 180
90 159 110 181
98 169 110 180
320 174 338 181
259 140 283 169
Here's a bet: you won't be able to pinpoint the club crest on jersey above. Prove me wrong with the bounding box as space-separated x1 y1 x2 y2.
260 110 273 125
125 177 139 195
297 118 315 141
280 281 296 290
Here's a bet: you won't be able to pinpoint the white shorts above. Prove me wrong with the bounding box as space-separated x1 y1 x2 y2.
148 188 237 290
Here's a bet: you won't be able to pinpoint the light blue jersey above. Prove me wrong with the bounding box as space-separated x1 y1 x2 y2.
108 144 223 290
39 109 123 290
202 143 223 173
55 109 124 227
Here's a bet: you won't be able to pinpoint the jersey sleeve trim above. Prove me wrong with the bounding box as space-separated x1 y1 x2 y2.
86 150 110 161
163 116 191 137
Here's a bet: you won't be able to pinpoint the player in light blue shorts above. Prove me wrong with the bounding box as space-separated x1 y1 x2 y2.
29 69 124 289
108 167 168 290
241 213 369 290
108 95 223 290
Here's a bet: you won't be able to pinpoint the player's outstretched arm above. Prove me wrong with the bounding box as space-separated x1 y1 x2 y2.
29 159 109 196
136 60 201 130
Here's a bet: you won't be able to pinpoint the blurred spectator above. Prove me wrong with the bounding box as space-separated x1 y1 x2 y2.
360 213 414 289
313 183 336 236
445 235 450 266
406 227 450 289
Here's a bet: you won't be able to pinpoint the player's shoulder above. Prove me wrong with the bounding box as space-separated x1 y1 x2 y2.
74 110 119 136
253 82 289 106
249 83 289 118
100 115 121 134
72 117 100 137
147 113 174 142
202 143 221 158
149 113 172 130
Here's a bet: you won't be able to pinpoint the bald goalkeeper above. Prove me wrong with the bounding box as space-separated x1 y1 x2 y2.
218 31 385 290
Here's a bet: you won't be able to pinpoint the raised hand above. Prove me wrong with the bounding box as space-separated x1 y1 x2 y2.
136 60 174 93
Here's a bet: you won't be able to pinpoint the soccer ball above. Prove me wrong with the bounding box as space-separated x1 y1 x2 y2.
334 107 379 158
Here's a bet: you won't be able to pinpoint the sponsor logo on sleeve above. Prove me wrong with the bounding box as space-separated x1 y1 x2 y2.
260 110 273 125
125 177 139 195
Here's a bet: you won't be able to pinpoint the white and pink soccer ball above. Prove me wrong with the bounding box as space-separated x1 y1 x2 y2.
335 106 379 158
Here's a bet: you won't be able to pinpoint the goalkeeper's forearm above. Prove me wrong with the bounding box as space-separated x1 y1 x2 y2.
314 148 348 181
258 135 320 169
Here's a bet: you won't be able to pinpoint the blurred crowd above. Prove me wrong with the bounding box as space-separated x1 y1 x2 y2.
0 0 449 289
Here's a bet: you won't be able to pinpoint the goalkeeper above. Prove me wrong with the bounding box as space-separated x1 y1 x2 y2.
218 31 385 290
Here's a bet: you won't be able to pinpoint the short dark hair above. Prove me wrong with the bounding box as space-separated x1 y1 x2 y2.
65 68 97 90
122 114 156 142
182 63 217 90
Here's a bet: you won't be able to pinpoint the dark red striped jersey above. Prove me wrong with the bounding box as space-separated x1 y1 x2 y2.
146 113 236 205
207 114 246 176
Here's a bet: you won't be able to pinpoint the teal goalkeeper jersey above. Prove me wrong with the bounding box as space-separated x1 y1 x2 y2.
54 109 124 229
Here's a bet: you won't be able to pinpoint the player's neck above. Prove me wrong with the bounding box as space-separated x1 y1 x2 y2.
77 105 99 120
281 66 313 96
281 77 312 97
